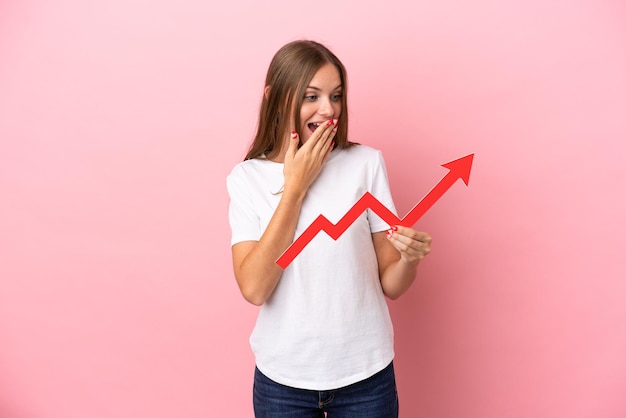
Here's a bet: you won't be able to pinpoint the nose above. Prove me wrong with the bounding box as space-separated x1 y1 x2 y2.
317 97 335 118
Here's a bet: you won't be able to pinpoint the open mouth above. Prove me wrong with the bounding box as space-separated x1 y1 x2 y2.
307 122 322 133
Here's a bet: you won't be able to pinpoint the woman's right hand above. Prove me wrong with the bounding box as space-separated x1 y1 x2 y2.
232 118 338 305
283 118 338 195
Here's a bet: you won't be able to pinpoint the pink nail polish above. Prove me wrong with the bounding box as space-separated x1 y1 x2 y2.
330 140 335 148
391 225 398 231
386 229 393 239
291 131 298 138
326 120 333 126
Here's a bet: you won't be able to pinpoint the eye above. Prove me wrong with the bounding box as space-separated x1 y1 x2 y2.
304 95 317 101
331 94 343 102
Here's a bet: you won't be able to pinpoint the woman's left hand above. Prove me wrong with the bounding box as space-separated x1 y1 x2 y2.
386 225 432 264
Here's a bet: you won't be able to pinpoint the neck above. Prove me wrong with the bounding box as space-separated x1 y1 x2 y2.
267 140 289 163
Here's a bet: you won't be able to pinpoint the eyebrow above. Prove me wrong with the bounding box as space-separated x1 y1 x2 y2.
306 84 343 91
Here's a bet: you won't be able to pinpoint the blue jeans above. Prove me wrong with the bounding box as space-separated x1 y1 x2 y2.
253 362 399 417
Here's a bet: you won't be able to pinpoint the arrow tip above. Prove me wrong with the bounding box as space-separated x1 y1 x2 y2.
441 153 474 186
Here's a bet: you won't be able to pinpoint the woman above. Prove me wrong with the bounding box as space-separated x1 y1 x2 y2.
227 40 432 417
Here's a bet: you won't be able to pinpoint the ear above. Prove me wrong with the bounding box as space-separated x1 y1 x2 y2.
264 85 271 100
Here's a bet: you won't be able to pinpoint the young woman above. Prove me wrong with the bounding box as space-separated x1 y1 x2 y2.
227 40 432 417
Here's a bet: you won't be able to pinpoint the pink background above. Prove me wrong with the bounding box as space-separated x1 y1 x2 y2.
1 0 625 417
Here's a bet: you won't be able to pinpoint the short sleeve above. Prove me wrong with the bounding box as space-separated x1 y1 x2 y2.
367 151 397 233
226 166 262 245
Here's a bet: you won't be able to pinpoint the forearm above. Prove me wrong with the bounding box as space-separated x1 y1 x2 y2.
379 258 419 300
233 126 336 305
373 226 431 300
235 189 305 305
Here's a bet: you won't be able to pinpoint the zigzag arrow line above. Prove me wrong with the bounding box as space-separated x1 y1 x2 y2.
276 154 474 269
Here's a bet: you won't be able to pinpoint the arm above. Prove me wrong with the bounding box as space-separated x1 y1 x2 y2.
232 122 337 305
373 225 432 300
232 188 305 306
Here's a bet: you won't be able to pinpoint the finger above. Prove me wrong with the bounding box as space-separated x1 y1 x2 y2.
318 118 338 146
312 120 338 161
386 232 423 260
387 227 431 255
285 130 299 162
321 122 338 158
306 118 337 152
392 226 432 244
301 119 335 165
387 230 419 251
386 234 429 262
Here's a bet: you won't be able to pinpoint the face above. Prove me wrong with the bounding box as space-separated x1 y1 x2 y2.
299 63 343 144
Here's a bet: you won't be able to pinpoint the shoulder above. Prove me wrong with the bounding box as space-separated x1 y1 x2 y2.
228 158 261 177
227 157 284 197
226 159 261 193
343 143 382 159
338 144 386 170
228 157 280 181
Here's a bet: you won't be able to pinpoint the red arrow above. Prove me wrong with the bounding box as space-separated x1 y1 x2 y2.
276 153 474 269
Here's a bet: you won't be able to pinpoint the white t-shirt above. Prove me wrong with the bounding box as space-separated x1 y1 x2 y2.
227 144 397 390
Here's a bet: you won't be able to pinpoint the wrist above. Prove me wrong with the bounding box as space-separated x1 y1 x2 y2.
399 255 420 270
281 185 307 204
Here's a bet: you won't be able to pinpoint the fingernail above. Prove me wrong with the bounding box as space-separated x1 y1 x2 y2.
326 120 333 126
386 229 393 239
333 118 338 125
330 140 335 148
291 131 298 139
391 225 398 231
